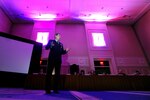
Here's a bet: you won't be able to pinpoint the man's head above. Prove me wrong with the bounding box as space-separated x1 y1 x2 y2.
55 33 61 41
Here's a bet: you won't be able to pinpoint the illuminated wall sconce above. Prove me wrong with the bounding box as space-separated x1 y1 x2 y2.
36 32 49 45
92 33 106 47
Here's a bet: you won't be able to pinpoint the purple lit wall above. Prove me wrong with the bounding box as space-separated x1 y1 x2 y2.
8 21 150 74
10 24 34 39
56 23 88 57
31 21 56 41
0 8 12 33
107 24 149 74
55 23 90 74
85 23 117 74
134 10 150 64
107 25 144 57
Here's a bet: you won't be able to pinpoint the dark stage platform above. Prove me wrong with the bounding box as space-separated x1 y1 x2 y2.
25 75 150 91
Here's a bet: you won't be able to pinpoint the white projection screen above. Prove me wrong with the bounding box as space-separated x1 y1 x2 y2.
0 36 34 74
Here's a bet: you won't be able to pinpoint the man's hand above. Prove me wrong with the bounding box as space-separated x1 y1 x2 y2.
65 48 70 52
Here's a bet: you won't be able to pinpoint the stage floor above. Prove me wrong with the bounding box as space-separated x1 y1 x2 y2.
0 88 150 100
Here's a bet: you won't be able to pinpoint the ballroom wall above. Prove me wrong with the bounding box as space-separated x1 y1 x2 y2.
56 23 90 74
134 10 150 65
10 23 34 40
0 4 147 75
0 8 12 33
8 21 150 75
107 24 149 74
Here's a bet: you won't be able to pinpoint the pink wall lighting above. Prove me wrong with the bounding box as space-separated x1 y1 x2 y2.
78 14 113 22
92 33 106 47
36 32 49 45
32 14 56 21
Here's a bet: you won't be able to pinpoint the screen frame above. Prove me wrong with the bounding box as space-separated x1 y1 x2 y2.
0 32 42 75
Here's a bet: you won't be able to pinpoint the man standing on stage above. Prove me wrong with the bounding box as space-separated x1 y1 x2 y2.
45 33 69 94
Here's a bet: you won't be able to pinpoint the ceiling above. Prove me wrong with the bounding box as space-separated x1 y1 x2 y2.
0 0 150 24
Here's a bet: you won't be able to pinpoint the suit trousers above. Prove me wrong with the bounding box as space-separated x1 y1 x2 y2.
45 59 61 91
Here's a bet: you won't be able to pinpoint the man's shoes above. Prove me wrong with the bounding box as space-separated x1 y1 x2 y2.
45 90 51 94
53 90 59 94
45 90 59 94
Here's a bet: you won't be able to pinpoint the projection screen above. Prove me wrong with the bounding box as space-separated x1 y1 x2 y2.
0 36 34 74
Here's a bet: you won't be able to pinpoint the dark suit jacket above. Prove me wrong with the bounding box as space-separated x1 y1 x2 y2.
45 40 67 63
